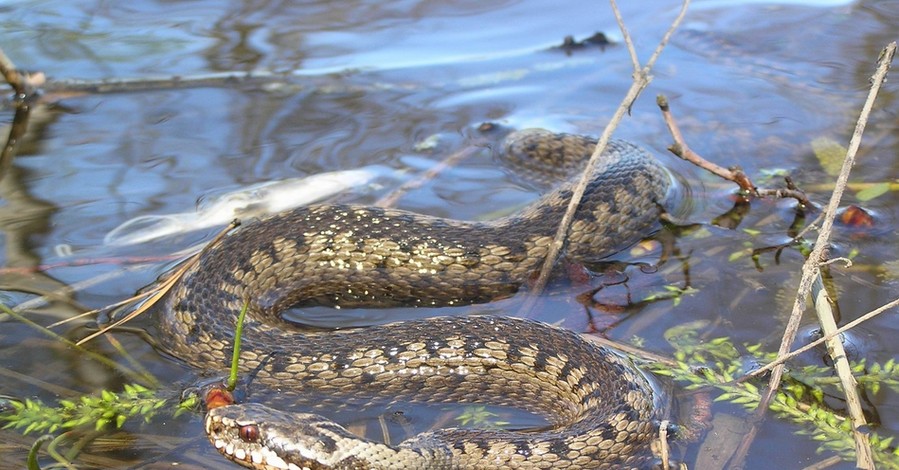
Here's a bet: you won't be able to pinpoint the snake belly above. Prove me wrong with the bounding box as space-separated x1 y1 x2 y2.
156 129 673 469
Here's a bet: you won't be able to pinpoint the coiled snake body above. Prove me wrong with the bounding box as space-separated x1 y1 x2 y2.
156 129 673 469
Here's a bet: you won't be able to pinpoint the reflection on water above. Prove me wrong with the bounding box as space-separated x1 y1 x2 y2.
102 165 400 246
2 0 899 468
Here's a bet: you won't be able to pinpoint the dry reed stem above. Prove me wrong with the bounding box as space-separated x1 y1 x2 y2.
522 0 690 315
74 220 239 346
659 419 671 470
802 455 846 470
810 273 870 465
729 41 896 470
742 295 899 380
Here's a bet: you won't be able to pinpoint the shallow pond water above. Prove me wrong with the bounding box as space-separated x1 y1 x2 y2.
2 0 899 468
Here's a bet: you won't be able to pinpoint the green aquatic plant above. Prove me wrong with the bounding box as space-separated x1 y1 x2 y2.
454 405 510 429
227 300 251 391
643 284 698 307
649 322 899 468
5 295 899 468
0 384 192 435
2 384 198 469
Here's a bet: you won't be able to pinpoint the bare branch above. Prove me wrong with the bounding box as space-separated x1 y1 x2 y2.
742 295 899 380
0 46 25 96
658 94 814 208
730 40 896 470
522 0 689 313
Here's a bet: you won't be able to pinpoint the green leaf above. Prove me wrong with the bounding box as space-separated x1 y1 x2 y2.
60 420 80 428
24 422 41 435
810 136 847 176
27 435 52 470
731 395 757 405
715 392 738 402
811 388 824 403
229 300 251 391
856 182 891 202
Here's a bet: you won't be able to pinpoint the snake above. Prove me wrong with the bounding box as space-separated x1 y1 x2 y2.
154 128 674 469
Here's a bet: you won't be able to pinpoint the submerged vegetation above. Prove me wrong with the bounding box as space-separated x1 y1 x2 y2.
3 314 898 467
647 321 899 468
3 384 171 436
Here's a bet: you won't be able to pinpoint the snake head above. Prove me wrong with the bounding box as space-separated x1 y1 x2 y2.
206 403 396 469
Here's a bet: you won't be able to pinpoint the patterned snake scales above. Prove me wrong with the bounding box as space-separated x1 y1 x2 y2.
155 129 674 469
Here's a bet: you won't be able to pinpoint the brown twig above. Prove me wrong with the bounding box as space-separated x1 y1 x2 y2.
657 94 814 208
802 456 845 470
0 46 26 96
755 187 813 207
0 46 45 101
0 100 30 182
657 95 748 187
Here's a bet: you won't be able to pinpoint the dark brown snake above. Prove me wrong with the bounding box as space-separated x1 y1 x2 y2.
155 129 674 469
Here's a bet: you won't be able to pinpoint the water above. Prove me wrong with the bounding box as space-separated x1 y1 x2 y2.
1 1 898 468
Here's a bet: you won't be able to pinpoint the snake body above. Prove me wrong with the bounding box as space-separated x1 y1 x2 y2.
156 129 673 469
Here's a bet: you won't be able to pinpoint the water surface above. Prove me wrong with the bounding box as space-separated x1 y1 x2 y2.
1 1 898 468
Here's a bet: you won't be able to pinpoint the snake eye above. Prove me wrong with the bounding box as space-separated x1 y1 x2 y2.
238 424 259 443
